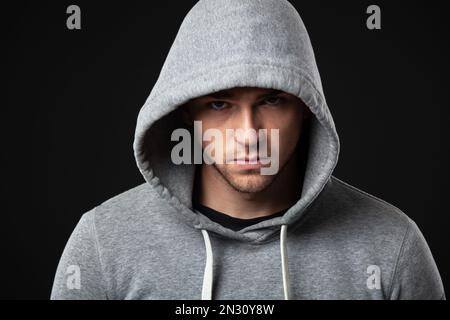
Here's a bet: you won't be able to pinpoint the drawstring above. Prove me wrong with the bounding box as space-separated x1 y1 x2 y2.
280 224 291 300
201 229 214 300
200 224 291 300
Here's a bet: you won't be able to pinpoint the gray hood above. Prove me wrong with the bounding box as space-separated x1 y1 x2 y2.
133 0 340 243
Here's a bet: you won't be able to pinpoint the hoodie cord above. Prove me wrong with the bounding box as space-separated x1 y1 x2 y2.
280 224 291 300
201 229 214 300
200 224 291 300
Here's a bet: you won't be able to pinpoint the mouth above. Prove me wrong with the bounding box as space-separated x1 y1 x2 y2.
233 156 269 169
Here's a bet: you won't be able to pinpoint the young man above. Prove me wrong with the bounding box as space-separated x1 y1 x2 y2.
51 0 445 299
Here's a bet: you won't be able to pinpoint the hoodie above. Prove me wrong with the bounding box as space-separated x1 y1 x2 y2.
50 0 445 300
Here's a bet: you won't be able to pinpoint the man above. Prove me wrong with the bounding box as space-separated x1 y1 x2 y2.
51 0 445 299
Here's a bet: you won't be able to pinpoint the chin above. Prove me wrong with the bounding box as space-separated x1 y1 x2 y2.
219 166 276 193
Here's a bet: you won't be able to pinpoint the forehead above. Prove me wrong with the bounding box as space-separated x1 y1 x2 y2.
196 87 285 100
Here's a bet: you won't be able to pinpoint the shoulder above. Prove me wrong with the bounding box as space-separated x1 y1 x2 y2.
311 176 444 299
84 182 178 238
305 175 418 252
326 175 413 230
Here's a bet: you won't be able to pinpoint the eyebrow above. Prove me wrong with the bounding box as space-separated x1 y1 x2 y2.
205 89 284 100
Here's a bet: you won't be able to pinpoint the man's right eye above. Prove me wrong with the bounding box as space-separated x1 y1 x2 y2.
209 101 228 110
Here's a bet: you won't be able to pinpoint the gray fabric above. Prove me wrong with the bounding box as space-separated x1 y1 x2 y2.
51 0 445 300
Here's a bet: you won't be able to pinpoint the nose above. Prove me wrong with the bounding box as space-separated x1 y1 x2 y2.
234 105 260 149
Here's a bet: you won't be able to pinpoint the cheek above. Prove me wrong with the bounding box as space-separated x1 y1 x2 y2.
265 110 303 158
192 112 230 137
196 121 227 150
278 125 301 160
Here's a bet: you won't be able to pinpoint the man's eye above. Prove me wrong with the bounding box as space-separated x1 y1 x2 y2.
264 96 283 105
209 101 228 110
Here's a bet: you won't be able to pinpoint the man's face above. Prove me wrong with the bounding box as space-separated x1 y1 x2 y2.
184 86 310 193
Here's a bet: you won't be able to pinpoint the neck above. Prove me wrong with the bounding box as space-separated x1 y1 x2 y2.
193 151 304 219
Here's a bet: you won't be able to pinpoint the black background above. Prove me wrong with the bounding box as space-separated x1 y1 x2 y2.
3 1 449 299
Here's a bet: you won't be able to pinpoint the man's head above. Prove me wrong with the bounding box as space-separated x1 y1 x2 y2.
183 86 311 193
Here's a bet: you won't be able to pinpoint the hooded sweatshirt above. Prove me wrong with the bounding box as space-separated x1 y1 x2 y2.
50 0 445 300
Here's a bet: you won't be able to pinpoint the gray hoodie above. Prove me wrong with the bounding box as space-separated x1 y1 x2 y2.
50 0 445 300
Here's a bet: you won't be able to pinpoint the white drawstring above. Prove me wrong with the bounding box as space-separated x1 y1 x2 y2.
201 229 214 300
280 224 291 300
200 225 291 300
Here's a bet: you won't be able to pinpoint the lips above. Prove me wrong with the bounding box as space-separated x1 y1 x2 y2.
225 152 270 164
236 157 259 163
234 157 269 164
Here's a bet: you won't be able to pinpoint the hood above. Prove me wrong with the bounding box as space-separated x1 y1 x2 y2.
134 0 339 241
134 0 340 239
133 0 340 299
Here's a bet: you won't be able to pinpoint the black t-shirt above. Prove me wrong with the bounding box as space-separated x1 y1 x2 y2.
193 201 288 231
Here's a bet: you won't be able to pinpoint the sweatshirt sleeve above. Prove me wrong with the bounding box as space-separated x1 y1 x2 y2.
50 208 108 300
389 218 446 300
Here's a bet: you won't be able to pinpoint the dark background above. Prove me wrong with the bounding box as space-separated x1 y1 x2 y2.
3 1 449 299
